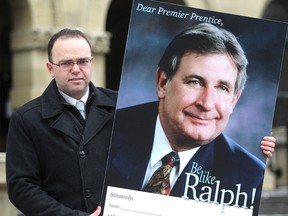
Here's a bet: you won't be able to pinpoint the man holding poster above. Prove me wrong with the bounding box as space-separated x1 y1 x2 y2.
104 23 276 216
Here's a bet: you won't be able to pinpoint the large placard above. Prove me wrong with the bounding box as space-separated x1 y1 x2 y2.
102 0 287 215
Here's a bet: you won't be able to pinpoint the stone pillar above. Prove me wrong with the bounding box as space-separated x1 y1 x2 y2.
10 28 52 109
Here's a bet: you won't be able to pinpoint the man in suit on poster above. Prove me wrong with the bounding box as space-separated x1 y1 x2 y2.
104 23 276 215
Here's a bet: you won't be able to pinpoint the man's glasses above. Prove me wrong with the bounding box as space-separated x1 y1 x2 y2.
50 57 92 70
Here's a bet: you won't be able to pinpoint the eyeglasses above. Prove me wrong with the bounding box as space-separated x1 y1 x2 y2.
50 57 92 70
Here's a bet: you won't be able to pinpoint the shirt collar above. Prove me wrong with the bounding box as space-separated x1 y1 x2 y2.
59 87 90 106
151 115 200 174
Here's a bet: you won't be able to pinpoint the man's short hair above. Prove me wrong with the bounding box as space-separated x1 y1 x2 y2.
47 28 92 62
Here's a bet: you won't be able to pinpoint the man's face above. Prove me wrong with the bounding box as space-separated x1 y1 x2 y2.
157 52 241 151
46 37 93 99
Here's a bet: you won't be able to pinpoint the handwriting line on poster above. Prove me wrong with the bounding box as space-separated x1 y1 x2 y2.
118 207 162 216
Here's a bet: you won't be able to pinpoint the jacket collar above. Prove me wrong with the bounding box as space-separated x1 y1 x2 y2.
41 79 116 119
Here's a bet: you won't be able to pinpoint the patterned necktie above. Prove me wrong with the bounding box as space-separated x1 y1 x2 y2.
143 151 180 195
76 100 86 119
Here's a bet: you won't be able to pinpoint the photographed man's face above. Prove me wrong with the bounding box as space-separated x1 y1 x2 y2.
157 52 241 151
46 38 93 100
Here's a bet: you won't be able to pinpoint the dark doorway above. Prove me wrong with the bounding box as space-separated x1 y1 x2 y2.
0 0 12 152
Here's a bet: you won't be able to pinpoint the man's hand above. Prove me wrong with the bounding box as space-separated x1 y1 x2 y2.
261 133 276 158
90 206 101 216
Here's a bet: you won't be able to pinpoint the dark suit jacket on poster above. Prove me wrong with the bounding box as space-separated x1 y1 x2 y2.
105 102 265 215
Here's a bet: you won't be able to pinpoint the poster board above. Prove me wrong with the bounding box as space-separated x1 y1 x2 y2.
102 0 287 215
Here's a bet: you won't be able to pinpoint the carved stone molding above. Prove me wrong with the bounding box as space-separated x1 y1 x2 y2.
31 28 54 50
11 28 111 54
86 31 112 54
